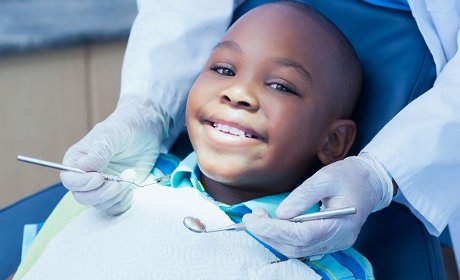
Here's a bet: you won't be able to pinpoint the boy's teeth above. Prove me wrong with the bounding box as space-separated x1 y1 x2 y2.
213 123 253 138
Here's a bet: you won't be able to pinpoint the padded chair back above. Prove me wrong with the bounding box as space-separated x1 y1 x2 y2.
234 0 445 279
0 183 68 279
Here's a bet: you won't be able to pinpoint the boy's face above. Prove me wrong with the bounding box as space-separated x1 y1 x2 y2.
186 5 341 199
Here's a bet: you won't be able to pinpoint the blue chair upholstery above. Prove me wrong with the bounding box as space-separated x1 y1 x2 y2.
0 0 446 279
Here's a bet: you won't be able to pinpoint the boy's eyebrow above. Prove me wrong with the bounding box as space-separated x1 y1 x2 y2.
213 40 242 53
270 57 313 85
212 40 312 85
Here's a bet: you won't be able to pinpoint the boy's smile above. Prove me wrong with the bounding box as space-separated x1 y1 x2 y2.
202 116 266 144
209 121 258 139
185 4 357 204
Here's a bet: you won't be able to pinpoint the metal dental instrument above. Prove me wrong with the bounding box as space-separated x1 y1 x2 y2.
183 206 357 233
17 155 170 187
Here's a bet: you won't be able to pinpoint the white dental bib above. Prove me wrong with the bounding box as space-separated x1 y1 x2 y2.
23 186 319 279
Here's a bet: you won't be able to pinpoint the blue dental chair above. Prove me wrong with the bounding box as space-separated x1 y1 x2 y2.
0 0 447 279
235 0 444 279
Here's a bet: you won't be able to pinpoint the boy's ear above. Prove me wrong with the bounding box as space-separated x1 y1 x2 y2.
316 119 357 165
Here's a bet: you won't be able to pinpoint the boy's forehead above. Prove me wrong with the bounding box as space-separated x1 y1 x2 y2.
224 4 331 51
222 4 334 61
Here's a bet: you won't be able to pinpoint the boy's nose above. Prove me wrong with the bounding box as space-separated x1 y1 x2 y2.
220 84 259 111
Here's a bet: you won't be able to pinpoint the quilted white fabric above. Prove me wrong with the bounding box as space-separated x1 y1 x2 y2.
23 186 319 279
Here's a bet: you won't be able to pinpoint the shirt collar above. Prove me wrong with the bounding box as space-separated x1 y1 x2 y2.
169 152 291 218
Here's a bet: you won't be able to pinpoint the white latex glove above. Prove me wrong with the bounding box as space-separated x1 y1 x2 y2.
60 94 170 215
242 153 394 258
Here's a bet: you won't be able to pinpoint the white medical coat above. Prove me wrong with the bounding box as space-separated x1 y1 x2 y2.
120 0 460 271
363 0 460 272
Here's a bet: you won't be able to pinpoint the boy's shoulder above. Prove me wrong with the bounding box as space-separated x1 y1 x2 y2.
16 153 182 278
309 248 374 280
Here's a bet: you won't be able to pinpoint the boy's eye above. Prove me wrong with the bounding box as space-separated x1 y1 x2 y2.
211 65 235 76
271 83 289 92
269 81 297 95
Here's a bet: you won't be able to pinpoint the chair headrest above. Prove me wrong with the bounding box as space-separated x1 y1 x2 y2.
233 0 436 155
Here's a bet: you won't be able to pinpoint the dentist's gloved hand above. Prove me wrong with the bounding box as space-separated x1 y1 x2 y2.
60 94 170 215
242 153 394 258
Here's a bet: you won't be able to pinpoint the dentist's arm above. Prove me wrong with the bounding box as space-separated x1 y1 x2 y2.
61 0 235 215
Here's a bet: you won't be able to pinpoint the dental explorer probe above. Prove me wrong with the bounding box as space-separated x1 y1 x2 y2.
17 155 170 187
17 155 88 174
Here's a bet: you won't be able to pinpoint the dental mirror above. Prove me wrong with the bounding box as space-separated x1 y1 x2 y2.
183 206 356 233
183 217 207 233
183 217 247 233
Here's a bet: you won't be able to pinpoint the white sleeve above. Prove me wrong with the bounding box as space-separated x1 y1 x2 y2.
362 30 460 236
407 0 459 73
120 0 237 149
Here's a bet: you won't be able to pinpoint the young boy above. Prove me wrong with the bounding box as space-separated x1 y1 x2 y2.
14 1 369 279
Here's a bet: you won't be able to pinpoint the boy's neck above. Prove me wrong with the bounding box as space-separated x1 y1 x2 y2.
200 174 274 205
198 159 322 205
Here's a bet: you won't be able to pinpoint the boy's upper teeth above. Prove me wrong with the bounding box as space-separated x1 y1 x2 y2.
213 123 253 138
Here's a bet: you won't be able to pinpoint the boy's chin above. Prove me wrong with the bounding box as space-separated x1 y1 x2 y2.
196 151 267 185
200 168 245 185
